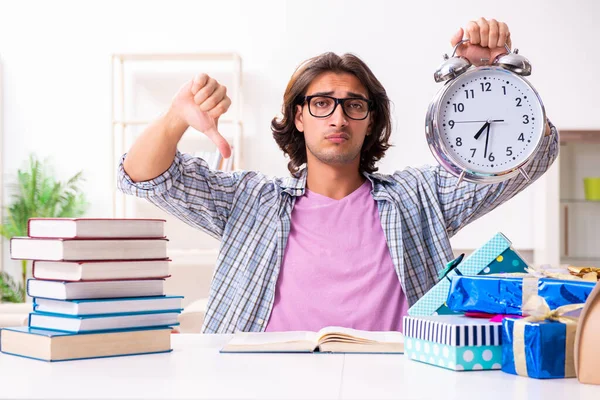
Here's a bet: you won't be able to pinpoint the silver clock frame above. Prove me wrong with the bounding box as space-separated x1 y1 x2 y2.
425 66 547 185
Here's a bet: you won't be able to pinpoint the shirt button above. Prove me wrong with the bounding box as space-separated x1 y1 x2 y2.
257 319 265 325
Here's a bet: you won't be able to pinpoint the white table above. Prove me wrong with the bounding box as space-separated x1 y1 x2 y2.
0 334 599 399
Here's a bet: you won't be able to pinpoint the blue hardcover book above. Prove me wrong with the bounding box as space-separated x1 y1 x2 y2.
0 326 173 362
28 309 182 333
33 295 184 316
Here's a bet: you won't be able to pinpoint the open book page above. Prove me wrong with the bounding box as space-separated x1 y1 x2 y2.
220 331 318 353
316 326 405 344
316 326 404 354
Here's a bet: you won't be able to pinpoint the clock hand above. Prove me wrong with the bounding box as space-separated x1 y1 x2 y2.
483 123 491 159
474 121 490 140
454 119 504 124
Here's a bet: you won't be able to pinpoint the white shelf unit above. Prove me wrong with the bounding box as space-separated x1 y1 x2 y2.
558 132 600 267
110 53 243 265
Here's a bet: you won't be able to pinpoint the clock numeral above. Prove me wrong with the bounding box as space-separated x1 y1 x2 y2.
515 97 522 107
522 115 530 124
518 133 525 142
502 86 507 95
453 103 465 113
448 120 455 129
488 153 495 162
506 146 513 156
456 137 463 146
470 148 476 158
464 89 475 99
480 82 491 92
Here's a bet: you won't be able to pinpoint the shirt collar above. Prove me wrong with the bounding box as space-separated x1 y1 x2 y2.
277 165 394 197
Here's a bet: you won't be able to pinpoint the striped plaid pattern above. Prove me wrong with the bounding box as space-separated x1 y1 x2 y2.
403 315 503 346
117 125 558 334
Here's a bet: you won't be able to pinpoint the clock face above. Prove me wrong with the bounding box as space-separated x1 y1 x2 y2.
436 67 545 174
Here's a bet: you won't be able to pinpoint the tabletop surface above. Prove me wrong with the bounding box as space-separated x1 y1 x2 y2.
1 334 599 399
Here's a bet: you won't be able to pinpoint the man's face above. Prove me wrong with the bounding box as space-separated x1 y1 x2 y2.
295 72 372 168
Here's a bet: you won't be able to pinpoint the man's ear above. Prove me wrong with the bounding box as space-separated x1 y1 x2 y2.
294 105 304 133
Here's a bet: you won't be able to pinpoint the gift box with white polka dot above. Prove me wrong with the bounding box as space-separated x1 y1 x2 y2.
403 315 503 371
408 232 528 317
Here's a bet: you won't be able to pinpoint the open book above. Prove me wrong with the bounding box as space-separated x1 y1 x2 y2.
220 326 404 354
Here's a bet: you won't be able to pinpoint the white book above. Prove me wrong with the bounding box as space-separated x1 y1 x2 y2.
27 218 165 239
32 259 171 281
33 296 183 316
10 237 168 261
28 310 181 333
27 279 165 300
0 327 172 362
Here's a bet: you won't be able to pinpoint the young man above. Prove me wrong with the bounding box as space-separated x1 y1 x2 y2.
119 18 558 334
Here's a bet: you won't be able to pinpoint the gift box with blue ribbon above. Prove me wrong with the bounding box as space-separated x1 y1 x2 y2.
445 275 596 315
408 232 528 316
501 296 584 379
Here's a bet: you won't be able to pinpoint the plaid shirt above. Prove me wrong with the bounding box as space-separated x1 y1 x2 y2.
117 126 558 333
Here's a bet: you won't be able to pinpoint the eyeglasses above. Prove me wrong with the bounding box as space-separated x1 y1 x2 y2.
301 95 373 120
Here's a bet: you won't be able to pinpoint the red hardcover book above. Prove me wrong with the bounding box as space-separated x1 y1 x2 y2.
26 278 166 300
32 259 172 281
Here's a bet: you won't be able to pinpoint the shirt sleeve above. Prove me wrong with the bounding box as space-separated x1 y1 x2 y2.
116 150 245 239
434 120 559 237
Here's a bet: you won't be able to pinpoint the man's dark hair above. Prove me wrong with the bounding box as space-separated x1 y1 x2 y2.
271 52 392 176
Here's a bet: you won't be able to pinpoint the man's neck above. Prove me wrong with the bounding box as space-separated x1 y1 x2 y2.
305 161 366 200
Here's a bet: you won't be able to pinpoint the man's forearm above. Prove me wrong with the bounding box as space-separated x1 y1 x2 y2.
123 108 188 183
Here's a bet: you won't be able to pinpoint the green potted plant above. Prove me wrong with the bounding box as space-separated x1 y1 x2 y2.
0 154 88 302
0 271 24 303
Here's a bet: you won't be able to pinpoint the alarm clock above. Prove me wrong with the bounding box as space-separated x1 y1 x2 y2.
425 39 546 184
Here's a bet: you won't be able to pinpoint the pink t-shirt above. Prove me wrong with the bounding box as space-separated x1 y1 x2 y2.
265 179 408 332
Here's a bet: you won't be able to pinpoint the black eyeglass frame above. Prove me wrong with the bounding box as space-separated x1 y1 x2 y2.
300 95 374 121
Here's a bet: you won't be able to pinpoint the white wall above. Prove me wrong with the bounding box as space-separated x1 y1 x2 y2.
1 0 599 277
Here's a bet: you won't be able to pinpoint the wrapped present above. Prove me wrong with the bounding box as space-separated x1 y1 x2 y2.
502 295 585 379
408 232 528 316
403 315 503 371
446 275 596 315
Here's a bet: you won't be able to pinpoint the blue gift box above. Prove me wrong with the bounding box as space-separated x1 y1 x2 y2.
408 232 528 316
404 315 503 371
502 317 577 379
446 275 596 315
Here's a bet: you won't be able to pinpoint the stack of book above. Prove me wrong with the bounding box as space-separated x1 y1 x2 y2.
0 218 183 362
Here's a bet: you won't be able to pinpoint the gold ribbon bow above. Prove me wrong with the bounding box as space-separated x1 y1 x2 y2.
512 295 585 377
525 266 584 282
